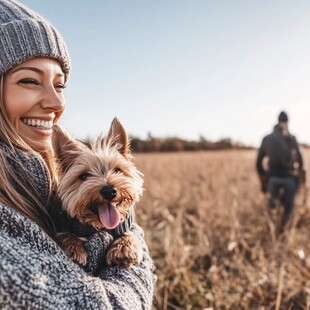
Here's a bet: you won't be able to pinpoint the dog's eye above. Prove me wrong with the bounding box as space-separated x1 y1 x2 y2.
79 173 90 181
114 167 122 174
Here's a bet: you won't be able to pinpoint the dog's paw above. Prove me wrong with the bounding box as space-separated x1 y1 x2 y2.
57 232 88 266
70 246 88 266
106 232 141 268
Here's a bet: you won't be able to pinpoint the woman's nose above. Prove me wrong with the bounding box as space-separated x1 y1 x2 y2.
40 84 65 112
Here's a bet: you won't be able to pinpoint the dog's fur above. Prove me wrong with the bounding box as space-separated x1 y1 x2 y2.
53 118 143 268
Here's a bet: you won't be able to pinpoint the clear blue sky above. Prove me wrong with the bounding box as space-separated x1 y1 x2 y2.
23 0 310 146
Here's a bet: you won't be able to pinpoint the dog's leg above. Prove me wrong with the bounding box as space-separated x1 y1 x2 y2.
57 232 88 266
106 232 142 268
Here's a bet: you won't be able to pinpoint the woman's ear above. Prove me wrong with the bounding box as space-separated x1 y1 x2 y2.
107 117 130 157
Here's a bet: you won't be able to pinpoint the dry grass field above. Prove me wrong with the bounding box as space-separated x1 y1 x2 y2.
134 149 310 310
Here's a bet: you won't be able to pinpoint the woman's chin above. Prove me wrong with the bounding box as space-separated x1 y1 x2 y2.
23 136 52 152
18 123 53 152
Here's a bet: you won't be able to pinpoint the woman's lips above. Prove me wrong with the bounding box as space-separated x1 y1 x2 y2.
21 117 53 129
20 118 53 137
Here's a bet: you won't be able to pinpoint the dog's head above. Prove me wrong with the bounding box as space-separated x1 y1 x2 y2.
53 117 143 229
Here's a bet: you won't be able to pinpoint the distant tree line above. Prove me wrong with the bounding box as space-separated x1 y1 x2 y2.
129 134 254 153
83 134 309 153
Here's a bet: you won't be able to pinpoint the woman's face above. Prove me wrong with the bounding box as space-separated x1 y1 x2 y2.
3 58 66 152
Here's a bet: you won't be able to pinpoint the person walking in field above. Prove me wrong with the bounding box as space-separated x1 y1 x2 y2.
256 111 304 223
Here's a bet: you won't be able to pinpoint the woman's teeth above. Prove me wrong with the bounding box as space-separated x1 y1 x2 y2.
22 118 53 129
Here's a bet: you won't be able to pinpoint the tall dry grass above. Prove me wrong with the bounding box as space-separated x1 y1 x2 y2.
134 149 310 310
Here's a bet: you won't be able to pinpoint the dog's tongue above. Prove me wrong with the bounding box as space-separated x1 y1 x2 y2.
98 203 120 229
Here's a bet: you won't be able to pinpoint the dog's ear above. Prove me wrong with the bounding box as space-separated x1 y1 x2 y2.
107 117 130 157
52 125 84 170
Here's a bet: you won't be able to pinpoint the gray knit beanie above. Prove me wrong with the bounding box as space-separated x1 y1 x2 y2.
0 0 70 79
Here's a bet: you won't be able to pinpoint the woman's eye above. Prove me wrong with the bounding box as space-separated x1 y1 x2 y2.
79 173 90 181
18 78 39 85
54 83 66 92
114 167 122 174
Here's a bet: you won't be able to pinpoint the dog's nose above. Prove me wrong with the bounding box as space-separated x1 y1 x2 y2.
100 185 117 201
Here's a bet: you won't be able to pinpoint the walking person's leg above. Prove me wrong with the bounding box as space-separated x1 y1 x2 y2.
282 177 297 218
268 177 281 221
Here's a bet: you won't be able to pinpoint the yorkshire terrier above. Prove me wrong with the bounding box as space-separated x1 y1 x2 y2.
53 117 143 268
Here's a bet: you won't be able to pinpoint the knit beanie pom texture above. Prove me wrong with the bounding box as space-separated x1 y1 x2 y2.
0 0 70 78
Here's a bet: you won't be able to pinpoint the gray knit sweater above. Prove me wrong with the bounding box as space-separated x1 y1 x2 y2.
0 143 155 309
0 202 155 309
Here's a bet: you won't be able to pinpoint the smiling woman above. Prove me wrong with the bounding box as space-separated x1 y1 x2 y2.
3 58 66 152
0 0 154 308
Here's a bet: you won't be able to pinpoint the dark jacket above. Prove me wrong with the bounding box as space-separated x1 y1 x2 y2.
256 126 303 178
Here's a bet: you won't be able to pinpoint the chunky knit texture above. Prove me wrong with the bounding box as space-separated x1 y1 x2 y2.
0 202 155 309
0 0 70 78
0 141 51 205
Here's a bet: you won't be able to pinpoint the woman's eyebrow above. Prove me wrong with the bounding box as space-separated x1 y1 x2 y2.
10 66 43 74
10 67 65 78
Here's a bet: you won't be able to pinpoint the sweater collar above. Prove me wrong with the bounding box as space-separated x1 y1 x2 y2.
63 207 135 239
0 141 51 206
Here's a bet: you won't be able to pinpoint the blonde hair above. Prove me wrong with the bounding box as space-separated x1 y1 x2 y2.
0 74 59 236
